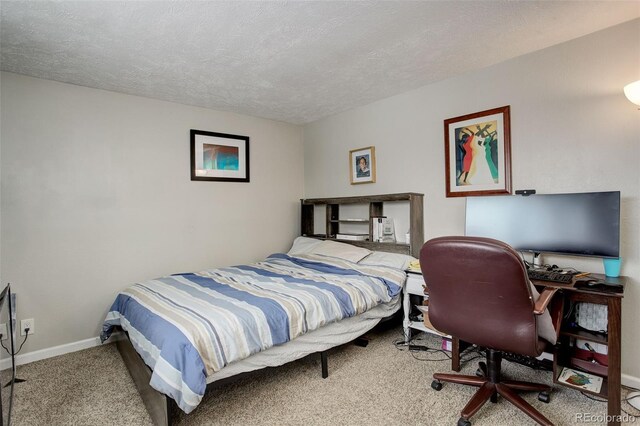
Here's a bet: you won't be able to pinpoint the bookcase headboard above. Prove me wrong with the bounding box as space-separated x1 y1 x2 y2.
300 192 424 258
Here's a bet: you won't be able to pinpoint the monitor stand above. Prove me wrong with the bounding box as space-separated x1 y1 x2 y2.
533 252 543 268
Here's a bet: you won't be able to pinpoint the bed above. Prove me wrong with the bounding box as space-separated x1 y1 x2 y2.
101 237 415 425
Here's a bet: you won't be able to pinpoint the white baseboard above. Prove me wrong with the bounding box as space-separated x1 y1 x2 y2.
1 334 639 392
623 373 640 391
0 332 123 371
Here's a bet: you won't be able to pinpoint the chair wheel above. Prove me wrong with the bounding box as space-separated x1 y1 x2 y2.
538 391 550 403
475 368 483 377
457 417 471 426
431 380 443 391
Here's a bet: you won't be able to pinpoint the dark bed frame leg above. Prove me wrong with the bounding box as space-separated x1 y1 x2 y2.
320 351 328 378
353 337 369 347
166 398 180 425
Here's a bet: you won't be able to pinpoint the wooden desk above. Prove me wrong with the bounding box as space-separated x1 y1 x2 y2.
450 274 626 426
539 274 625 426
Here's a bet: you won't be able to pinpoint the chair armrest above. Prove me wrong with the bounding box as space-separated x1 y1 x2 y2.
533 287 559 315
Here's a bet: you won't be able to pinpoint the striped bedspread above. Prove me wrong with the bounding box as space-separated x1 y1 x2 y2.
101 253 405 413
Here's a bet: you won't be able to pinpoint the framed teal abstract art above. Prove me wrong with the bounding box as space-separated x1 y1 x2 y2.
190 129 250 182
444 106 511 198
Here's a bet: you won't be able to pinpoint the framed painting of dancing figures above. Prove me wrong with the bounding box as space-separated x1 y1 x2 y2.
444 105 512 198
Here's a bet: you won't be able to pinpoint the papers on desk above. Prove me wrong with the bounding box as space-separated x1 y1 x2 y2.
406 259 422 273
558 367 603 393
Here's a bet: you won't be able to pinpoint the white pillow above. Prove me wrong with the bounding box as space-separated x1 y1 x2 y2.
359 251 416 270
312 240 372 263
287 236 324 256
529 281 557 345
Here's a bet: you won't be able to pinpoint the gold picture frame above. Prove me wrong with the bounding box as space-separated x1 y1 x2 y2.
349 146 376 184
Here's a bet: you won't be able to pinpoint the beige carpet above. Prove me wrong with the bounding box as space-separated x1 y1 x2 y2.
10 327 639 425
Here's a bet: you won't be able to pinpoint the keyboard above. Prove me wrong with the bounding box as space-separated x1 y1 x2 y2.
527 269 574 284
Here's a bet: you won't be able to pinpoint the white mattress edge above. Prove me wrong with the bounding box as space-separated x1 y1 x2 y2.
206 296 401 383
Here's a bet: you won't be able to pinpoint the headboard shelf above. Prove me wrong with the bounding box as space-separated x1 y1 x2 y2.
301 192 424 258
302 192 423 205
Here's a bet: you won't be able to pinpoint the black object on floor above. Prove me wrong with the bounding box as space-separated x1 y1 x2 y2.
502 352 553 371
408 344 430 352
3 378 25 388
353 337 369 347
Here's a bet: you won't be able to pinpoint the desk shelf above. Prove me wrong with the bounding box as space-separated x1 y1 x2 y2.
553 362 609 399
403 273 451 341
408 319 450 338
560 326 608 345
554 346 609 399
540 279 626 425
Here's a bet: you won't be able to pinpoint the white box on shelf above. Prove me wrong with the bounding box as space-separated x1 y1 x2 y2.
372 216 385 242
336 233 368 241
381 218 395 242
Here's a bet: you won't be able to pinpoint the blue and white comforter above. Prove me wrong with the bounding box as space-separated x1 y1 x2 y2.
101 253 405 413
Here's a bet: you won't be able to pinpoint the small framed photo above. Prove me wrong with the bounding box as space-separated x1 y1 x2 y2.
190 129 249 182
444 105 512 197
350 146 376 184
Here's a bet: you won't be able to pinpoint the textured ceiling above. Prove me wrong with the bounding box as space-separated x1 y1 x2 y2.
1 1 639 124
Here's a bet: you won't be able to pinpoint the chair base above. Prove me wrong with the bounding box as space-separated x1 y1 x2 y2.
432 350 553 426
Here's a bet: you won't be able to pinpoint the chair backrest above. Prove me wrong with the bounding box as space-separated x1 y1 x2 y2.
420 236 539 356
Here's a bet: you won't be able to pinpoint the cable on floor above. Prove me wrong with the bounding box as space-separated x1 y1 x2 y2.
581 391 639 419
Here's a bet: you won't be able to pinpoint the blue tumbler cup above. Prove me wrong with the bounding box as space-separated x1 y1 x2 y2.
603 258 621 278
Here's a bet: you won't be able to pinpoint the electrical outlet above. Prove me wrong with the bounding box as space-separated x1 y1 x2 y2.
21 318 34 336
0 323 6 341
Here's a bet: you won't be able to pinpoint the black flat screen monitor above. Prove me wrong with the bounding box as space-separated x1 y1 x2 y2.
465 191 620 258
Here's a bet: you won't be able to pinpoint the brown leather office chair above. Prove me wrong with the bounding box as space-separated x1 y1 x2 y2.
420 236 558 426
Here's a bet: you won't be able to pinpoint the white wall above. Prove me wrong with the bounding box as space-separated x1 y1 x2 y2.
0 73 303 353
304 20 640 378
